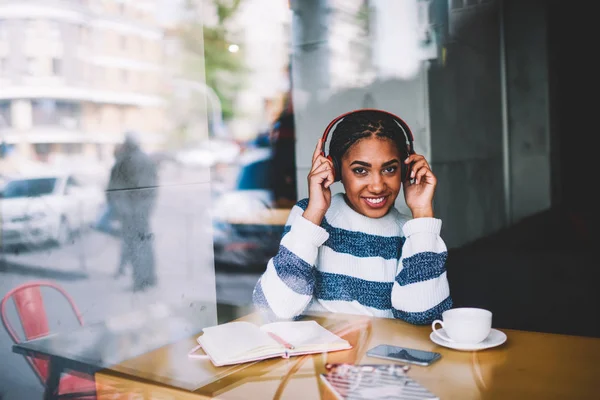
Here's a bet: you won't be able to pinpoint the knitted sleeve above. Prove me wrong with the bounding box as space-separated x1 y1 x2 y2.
391 218 452 324
252 199 329 320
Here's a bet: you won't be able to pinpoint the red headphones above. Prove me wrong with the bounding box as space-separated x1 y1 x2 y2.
320 108 415 182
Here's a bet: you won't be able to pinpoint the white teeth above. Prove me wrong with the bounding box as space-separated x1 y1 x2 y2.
365 197 384 204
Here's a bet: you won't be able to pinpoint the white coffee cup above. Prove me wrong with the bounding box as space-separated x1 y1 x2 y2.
431 307 492 344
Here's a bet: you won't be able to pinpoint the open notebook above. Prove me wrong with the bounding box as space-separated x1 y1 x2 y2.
190 320 352 367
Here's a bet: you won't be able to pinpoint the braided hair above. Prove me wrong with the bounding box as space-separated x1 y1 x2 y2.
329 110 410 180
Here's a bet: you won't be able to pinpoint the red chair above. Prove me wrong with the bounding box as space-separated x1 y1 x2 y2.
1 280 97 399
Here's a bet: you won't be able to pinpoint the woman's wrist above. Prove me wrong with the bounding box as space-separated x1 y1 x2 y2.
410 207 434 219
302 207 326 226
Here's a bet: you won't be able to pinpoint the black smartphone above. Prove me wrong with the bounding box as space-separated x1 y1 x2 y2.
366 344 441 366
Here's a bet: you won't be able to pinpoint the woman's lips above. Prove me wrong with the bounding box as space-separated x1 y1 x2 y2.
362 196 388 209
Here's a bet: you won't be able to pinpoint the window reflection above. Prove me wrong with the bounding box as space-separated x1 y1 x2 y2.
31 100 81 128
0 0 292 398
2 177 57 198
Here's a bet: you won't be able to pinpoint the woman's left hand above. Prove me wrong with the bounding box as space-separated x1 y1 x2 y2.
403 154 437 218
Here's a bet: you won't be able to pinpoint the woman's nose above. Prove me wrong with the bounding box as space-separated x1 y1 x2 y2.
368 173 386 193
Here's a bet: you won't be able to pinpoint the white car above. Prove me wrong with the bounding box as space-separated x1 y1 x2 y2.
1 173 105 247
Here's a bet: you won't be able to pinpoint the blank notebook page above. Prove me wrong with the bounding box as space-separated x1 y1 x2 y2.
260 320 346 349
201 321 279 360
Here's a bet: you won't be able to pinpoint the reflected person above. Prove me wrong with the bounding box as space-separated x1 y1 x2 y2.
95 144 124 237
269 90 297 207
106 132 158 292
252 109 452 324
96 144 131 277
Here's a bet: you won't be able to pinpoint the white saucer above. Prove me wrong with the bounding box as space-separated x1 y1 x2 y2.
430 328 507 351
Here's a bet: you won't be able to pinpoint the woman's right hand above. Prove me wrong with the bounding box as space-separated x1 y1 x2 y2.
303 138 334 225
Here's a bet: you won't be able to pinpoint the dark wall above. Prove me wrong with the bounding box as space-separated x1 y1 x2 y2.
428 1 506 249
447 1 599 338
548 2 596 213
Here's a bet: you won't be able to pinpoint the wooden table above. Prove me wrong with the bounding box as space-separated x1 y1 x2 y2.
11 301 214 400
95 311 600 399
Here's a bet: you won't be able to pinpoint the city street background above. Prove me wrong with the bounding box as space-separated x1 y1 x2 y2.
0 162 260 400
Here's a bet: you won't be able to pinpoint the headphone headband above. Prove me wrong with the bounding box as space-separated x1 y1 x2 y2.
321 108 415 157
321 108 415 182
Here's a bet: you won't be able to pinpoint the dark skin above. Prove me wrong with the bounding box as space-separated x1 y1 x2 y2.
303 136 436 225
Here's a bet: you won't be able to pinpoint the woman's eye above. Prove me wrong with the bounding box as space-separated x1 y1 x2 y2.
353 168 367 175
383 166 398 174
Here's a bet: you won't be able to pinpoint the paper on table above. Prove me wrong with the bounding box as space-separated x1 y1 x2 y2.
200 321 280 361
195 319 352 367
260 320 348 350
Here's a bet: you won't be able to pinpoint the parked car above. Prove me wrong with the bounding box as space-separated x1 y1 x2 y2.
211 148 292 271
1 173 105 247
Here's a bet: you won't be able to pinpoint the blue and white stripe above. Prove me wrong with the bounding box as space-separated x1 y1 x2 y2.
253 193 452 324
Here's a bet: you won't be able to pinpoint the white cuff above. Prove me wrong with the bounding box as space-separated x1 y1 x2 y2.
290 215 330 246
402 217 442 237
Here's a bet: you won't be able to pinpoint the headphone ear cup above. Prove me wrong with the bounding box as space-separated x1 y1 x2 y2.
325 155 340 182
326 155 339 182
402 151 415 183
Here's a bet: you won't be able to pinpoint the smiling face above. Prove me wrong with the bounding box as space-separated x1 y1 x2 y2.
340 136 402 218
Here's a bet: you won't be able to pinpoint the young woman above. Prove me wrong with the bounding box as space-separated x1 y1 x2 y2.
252 109 452 324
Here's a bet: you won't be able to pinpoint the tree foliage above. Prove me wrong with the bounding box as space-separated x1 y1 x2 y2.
180 0 247 121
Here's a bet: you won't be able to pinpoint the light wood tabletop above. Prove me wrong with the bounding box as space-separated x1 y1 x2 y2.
223 208 291 225
95 311 600 399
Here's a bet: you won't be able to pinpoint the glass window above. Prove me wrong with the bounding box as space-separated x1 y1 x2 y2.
52 58 62 76
33 142 52 155
0 101 10 127
26 57 36 75
96 66 105 81
2 178 57 198
63 143 83 154
31 99 81 127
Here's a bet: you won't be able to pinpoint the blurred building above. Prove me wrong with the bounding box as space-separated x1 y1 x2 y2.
0 0 167 167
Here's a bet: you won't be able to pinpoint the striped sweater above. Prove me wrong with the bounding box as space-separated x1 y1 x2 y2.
252 193 452 324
